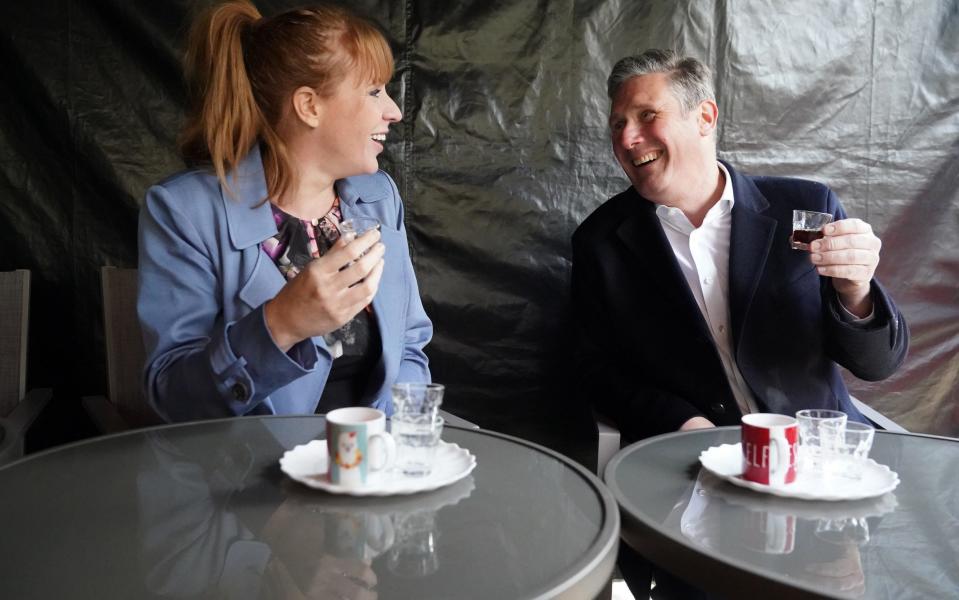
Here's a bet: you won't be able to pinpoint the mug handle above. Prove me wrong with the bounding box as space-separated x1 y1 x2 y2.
368 432 397 471
769 429 789 485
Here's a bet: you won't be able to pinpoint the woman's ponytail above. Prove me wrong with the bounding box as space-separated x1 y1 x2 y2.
179 0 263 193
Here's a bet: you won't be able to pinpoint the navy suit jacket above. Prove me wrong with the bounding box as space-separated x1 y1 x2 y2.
571 162 908 442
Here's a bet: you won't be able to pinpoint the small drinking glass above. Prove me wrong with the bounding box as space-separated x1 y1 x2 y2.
829 421 876 481
796 409 847 477
393 416 444 477
392 383 444 420
338 217 381 242
790 210 834 250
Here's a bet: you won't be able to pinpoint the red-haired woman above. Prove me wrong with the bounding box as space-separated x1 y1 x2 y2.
138 1 431 421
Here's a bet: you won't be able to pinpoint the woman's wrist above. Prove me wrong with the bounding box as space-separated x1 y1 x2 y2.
264 299 299 353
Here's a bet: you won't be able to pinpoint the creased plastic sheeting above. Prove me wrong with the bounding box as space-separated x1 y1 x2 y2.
0 0 955 458
406 0 959 441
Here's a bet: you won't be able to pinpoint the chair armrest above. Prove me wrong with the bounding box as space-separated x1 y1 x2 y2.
595 411 621 476
0 388 52 465
81 395 131 434
438 409 479 430
851 396 908 433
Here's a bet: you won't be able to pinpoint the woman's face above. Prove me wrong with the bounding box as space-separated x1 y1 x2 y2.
313 72 402 178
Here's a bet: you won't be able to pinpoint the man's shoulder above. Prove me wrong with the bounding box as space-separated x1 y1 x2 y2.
746 173 831 198
573 186 641 244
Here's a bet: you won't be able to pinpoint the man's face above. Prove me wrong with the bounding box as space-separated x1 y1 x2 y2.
609 72 711 205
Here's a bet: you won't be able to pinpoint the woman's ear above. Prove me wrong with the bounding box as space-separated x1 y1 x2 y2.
291 86 321 129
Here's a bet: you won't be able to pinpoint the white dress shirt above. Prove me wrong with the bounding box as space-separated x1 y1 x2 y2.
655 162 761 416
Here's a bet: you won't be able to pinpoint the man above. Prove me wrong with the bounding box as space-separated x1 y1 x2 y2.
571 49 908 597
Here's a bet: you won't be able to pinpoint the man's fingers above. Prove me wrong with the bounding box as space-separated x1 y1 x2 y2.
812 232 881 253
815 264 874 282
823 218 872 237
811 248 878 267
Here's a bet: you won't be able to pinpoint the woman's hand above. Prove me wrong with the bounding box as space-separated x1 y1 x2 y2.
265 228 385 352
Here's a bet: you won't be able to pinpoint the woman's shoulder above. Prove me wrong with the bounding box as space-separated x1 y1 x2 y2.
340 170 400 203
144 167 226 220
150 166 221 201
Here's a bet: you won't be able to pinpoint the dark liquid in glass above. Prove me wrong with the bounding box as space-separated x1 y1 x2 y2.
790 229 823 250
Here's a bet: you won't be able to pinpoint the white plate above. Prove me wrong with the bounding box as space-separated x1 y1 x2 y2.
698 443 900 501
280 439 476 496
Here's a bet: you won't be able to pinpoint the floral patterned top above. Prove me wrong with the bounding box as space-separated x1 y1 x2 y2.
261 198 381 412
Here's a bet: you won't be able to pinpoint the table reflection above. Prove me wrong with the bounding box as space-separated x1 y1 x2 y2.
670 471 897 598
136 426 473 599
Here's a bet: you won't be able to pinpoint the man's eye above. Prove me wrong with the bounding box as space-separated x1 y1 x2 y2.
641 111 655 121
611 120 625 131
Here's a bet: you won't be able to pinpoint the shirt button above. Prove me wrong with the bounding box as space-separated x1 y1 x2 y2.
703 276 712 285
231 382 248 401
710 402 726 415
718 325 726 334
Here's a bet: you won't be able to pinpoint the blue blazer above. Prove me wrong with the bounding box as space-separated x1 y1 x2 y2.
571 161 909 442
138 146 432 421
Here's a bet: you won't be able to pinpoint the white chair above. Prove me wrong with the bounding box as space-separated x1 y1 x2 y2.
0 270 52 465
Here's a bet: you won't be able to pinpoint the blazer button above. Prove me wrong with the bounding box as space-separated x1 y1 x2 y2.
710 402 726 416
231 382 249 401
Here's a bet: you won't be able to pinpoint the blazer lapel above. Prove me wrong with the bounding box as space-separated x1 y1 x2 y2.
615 198 711 337
726 164 778 352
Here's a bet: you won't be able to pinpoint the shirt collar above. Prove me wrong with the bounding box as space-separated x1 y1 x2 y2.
655 161 735 234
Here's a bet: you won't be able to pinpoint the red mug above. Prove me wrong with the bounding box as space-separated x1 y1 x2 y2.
741 414 798 486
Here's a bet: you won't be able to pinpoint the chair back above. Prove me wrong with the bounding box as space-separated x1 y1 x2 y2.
0 270 30 418
100 266 162 427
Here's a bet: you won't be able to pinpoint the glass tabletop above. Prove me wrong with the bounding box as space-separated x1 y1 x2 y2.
605 427 959 599
0 416 618 600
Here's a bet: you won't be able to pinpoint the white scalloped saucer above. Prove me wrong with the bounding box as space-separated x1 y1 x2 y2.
280 439 476 496
699 443 899 501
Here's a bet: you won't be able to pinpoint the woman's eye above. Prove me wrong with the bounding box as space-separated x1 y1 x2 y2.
369 88 382 98
641 111 655 122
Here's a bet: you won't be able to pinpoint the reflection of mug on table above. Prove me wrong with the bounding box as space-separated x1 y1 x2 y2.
743 510 796 554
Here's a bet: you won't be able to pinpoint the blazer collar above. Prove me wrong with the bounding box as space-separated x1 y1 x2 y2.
613 161 778 350
615 189 705 313
222 145 275 250
221 146 389 250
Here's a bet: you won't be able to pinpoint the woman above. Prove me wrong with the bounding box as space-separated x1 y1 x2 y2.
138 0 431 422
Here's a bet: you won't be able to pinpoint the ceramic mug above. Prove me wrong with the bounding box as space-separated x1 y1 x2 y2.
741 413 798 486
326 407 396 489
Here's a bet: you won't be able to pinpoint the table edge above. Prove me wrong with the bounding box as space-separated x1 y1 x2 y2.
602 426 954 599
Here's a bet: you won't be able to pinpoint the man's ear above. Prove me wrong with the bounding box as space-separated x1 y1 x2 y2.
291 86 321 128
698 99 719 136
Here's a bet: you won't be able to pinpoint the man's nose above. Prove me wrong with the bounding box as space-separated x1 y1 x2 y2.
616 124 643 149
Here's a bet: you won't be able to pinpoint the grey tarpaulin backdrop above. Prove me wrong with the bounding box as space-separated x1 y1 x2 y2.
1 0 956 457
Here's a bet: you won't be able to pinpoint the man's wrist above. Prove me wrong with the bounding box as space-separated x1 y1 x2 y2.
836 283 873 319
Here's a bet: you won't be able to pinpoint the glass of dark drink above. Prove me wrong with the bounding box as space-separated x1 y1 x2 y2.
790 210 834 250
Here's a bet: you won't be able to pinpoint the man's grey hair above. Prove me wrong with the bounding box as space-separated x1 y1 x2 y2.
607 49 715 114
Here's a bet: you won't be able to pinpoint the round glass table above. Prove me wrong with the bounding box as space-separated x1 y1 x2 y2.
605 427 959 599
0 416 619 599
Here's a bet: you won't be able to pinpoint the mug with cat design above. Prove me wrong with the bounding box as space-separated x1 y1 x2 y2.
326 407 397 489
